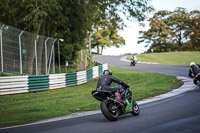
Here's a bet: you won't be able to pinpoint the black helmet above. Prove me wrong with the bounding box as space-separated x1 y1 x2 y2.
103 70 112 75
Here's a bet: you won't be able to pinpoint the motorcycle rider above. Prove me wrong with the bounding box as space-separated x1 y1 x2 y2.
188 62 200 85
133 55 137 62
131 55 137 66
96 70 129 102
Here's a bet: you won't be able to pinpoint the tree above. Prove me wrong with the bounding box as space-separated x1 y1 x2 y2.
138 8 200 52
138 10 175 52
167 7 190 49
91 17 125 54
190 16 200 50
0 0 154 74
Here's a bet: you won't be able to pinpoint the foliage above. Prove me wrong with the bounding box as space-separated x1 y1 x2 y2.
91 18 125 54
168 8 190 49
190 15 200 50
138 10 176 52
0 72 27 77
0 72 13 76
138 8 200 52
0 0 154 64
182 41 193 51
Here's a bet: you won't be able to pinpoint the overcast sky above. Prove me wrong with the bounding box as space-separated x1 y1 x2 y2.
100 0 200 55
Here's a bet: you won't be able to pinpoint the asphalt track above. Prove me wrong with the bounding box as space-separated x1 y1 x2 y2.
1 55 200 133
93 55 189 77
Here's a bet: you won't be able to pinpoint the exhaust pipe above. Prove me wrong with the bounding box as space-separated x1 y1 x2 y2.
107 97 124 107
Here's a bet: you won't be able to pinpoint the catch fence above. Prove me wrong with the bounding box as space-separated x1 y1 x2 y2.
0 23 57 75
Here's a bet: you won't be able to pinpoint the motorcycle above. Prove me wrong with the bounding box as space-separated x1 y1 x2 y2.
130 59 137 66
91 86 140 121
194 73 200 90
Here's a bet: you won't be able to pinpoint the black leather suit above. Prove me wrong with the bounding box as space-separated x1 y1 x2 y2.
96 74 127 93
188 64 200 78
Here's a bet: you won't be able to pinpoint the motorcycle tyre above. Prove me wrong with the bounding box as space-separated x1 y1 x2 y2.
101 100 119 121
131 100 140 116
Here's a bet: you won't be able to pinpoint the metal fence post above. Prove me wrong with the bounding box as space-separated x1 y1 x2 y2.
53 39 57 74
19 31 24 74
45 37 49 75
35 35 39 75
0 24 4 72
58 39 64 73
48 44 53 74
58 39 60 73
48 39 57 74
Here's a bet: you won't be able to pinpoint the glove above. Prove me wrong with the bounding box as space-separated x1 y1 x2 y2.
124 83 129 89
118 88 123 93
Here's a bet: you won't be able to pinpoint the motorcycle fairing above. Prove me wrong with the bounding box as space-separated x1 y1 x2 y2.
92 90 113 101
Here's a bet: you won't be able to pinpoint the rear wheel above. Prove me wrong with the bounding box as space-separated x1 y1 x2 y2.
133 61 136 66
101 100 119 121
131 100 140 116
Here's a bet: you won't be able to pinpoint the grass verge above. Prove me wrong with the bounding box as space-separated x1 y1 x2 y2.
0 66 181 127
127 51 200 65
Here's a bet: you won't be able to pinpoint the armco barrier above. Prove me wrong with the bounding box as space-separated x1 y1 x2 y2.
0 76 29 95
28 75 49 92
0 64 108 95
66 72 77 87
49 73 66 90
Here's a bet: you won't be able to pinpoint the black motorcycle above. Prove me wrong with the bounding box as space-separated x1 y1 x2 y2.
194 73 200 90
130 59 137 66
91 86 140 121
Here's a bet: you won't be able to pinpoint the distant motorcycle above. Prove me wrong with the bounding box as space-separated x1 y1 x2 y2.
194 73 200 90
130 59 137 66
92 86 140 121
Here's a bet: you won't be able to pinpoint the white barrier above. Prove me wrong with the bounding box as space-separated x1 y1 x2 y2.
0 76 29 95
0 64 108 95
49 73 66 90
77 70 87 85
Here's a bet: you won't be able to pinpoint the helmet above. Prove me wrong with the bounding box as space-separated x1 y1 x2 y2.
103 70 112 75
190 62 195 66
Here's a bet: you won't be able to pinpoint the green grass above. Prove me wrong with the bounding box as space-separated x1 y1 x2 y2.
0 67 180 127
0 72 26 77
127 51 200 65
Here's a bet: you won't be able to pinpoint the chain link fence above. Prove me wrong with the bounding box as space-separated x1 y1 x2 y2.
0 23 57 75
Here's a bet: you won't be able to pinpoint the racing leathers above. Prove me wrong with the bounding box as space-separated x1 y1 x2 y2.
188 64 200 85
96 74 128 93
188 64 200 78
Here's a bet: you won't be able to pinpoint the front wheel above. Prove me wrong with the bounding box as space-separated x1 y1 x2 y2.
101 100 119 121
131 100 140 116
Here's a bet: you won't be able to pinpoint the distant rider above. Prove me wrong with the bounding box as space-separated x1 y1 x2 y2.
134 55 137 62
130 55 137 66
131 55 137 62
188 62 200 85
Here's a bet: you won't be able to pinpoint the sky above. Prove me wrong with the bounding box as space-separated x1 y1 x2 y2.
97 0 200 55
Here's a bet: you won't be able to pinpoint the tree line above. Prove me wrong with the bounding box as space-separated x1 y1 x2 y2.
0 0 153 65
138 7 200 53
